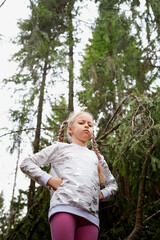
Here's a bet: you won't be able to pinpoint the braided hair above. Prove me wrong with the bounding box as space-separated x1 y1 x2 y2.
58 120 68 142
92 132 104 187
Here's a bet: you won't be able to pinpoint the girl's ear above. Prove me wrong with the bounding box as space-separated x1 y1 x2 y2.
67 125 73 135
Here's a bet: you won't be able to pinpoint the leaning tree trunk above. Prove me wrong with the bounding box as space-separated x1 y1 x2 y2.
27 60 48 209
7 139 21 232
126 144 155 240
68 2 74 112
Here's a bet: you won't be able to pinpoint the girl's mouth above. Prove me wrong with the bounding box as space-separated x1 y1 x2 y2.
84 129 89 133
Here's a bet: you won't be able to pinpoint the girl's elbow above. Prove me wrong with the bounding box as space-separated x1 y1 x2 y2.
19 159 28 173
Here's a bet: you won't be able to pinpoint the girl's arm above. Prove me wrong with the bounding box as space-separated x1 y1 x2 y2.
20 142 59 187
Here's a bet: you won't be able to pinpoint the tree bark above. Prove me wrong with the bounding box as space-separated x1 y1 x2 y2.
68 3 74 112
27 60 48 209
126 144 155 240
7 139 21 232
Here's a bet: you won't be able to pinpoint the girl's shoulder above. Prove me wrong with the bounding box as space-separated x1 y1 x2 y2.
51 141 70 148
43 141 70 153
51 141 70 147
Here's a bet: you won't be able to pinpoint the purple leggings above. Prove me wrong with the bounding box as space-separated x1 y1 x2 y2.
50 212 99 240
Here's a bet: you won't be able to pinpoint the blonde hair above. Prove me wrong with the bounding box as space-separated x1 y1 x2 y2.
58 111 104 186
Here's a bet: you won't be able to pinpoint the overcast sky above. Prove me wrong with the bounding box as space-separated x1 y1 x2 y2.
0 0 31 211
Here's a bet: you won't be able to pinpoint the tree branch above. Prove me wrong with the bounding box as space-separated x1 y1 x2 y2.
0 127 54 138
100 94 154 143
143 210 160 224
0 0 7 8
97 123 121 142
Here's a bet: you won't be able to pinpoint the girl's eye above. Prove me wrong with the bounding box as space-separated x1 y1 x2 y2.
78 121 93 127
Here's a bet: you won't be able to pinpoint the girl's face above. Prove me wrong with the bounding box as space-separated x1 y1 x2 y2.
68 113 94 147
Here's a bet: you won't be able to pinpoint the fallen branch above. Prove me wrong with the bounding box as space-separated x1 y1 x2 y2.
100 94 154 142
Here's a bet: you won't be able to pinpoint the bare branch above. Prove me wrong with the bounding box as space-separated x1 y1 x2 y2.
101 94 154 142
103 95 130 132
0 0 7 8
143 210 160 224
132 105 141 134
97 123 121 142
0 127 53 138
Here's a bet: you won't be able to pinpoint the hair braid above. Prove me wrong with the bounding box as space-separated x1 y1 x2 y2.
92 133 104 187
92 132 101 162
58 120 68 142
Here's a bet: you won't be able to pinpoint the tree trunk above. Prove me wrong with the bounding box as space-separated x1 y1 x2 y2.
7 139 21 232
68 3 74 112
127 144 155 240
119 175 132 201
27 60 48 209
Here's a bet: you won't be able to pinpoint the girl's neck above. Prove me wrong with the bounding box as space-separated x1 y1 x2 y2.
72 140 88 147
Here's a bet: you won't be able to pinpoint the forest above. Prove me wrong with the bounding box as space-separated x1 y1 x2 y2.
0 0 160 239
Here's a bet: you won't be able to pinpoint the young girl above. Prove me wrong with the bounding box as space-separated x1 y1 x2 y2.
20 111 118 240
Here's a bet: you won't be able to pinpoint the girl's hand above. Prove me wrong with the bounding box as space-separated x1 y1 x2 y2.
47 177 63 190
99 192 104 201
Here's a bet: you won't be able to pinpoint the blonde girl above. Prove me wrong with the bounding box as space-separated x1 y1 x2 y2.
20 111 118 240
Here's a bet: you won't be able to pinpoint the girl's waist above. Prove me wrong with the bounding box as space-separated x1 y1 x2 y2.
48 204 100 227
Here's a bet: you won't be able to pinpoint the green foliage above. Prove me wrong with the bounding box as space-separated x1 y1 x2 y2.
0 191 4 209
15 0 70 67
5 187 50 240
96 92 160 239
40 95 69 148
149 0 160 37
78 0 160 128
151 155 160 172
0 191 8 239
3 0 77 155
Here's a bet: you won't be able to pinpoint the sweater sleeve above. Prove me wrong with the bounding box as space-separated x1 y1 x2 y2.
100 156 118 201
20 142 60 186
